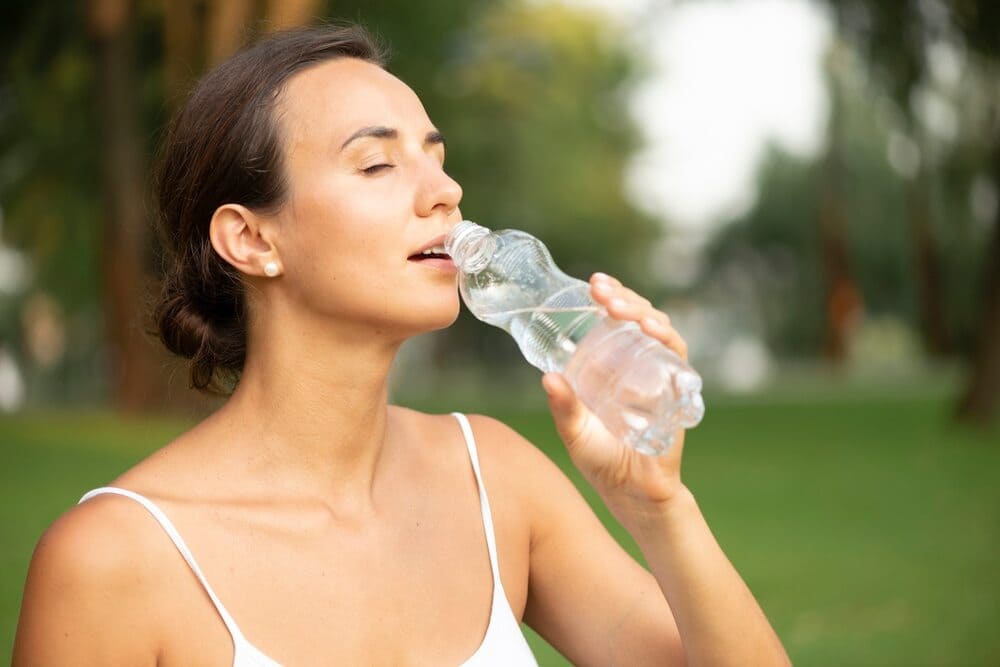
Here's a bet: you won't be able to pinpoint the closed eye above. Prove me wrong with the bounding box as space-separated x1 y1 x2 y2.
362 164 394 175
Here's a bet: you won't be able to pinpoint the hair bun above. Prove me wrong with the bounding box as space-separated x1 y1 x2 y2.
154 274 245 392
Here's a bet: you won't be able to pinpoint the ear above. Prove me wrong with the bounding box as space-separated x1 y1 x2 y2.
209 204 281 278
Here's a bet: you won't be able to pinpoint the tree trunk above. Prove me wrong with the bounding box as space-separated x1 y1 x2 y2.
819 50 863 363
956 140 1000 424
265 0 320 32
90 0 160 411
906 165 951 357
819 165 861 363
207 0 256 67
163 0 200 104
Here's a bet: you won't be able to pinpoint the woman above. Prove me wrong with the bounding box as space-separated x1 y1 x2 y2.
13 25 789 666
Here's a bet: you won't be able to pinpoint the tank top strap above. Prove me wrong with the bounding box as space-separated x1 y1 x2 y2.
450 413 503 581
78 486 248 644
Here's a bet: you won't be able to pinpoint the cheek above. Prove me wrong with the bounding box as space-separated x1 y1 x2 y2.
294 164 405 223
284 176 396 272
293 225 397 296
280 210 405 321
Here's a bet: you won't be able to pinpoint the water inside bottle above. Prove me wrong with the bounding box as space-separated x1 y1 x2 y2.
481 304 601 373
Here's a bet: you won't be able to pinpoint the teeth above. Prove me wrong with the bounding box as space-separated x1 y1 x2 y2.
420 245 448 255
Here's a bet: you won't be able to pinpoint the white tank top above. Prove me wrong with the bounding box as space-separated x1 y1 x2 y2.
78 412 538 666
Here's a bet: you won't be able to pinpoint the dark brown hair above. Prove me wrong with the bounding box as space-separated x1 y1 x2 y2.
152 24 388 394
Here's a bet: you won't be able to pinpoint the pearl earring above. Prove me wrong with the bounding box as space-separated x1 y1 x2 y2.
264 261 280 277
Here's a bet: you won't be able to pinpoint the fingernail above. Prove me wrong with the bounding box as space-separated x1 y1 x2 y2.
593 282 611 294
642 316 662 330
610 297 627 310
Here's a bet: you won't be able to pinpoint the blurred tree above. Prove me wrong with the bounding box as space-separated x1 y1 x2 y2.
163 0 199 103
0 3 108 403
819 44 864 363
830 0 953 358
703 147 826 359
949 0 1000 423
206 1 254 67
807 0 998 422
705 45 925 361
89 0 160 411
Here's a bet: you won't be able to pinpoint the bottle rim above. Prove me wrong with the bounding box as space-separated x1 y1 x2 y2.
446 220 495 272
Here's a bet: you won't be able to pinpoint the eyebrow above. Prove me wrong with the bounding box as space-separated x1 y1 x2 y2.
339 126 446 151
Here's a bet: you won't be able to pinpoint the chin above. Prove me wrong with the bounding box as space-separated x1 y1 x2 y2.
425 304 462 331
395 300 461 337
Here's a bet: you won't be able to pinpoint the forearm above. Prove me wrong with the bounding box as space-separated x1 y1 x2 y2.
611 487 790 667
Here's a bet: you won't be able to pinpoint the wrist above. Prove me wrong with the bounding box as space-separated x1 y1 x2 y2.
607 484 699 536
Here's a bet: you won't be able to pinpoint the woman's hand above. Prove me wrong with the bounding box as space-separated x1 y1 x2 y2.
541 272 692 515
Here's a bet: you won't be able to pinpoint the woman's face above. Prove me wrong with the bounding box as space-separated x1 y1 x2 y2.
267 57 463 338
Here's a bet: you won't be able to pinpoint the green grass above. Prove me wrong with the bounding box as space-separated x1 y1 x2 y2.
2 393 998 665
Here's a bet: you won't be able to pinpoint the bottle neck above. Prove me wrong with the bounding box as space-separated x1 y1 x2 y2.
446 220 497 273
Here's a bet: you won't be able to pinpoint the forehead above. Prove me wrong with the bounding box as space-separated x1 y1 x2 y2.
277 58 430 144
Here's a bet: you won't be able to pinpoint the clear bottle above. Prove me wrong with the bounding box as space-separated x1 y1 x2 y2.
445 220 704 455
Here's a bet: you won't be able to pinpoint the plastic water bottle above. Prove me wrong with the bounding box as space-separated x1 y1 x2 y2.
445 220 705 455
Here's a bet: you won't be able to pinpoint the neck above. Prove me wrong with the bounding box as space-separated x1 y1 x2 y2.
212 305 407 510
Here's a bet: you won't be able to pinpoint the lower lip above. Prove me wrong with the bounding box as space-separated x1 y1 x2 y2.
408 257 458 273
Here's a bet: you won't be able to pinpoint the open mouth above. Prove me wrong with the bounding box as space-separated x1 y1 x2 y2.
407 249 457 273
407 242 451 262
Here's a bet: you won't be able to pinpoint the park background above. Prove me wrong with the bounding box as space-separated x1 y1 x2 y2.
1 0 998 664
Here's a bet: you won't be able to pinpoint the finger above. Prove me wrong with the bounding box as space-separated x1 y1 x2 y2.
592 274 645 303
640 318 689 361
591 272 621 288
621 288 652 310
590 278 655 316
605 296 632 319
541 372 591 450
590 275 685 358
662 326 689 362
591 280 615 302
590 282 641 309
601 291 665 327
590 275 641 303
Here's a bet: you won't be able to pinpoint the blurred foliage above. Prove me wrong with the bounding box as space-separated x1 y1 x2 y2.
705 1 997 377
706 46 989 358
0 2 169 402
0 5 97 337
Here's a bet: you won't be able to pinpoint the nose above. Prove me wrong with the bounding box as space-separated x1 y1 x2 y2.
415 159 463 219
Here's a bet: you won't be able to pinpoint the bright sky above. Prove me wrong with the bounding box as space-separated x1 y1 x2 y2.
559 0 833 231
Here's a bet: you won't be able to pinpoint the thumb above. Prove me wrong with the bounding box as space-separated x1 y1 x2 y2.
541 372 590 449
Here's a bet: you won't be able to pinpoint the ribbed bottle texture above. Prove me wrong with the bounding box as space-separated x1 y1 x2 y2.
446 221 704 455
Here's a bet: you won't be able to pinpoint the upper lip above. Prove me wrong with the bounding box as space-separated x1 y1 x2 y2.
408 233 450 258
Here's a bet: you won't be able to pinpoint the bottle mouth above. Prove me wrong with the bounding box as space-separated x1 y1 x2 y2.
446 220 496 272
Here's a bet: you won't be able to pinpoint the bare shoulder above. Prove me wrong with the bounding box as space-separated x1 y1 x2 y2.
400 407 557 476
391 406 565 509
462 412 557 476
13 494 168 665
460 412 578 518
41 491 171 578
